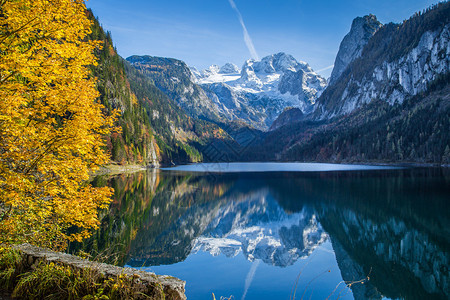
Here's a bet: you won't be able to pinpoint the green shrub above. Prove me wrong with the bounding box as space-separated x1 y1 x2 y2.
0 246 22 291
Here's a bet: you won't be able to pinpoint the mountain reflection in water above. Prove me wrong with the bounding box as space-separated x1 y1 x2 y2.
76 167 449 300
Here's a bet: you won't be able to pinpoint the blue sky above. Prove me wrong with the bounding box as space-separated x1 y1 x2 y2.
86 0 438 78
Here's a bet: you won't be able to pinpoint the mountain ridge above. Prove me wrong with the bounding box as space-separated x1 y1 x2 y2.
194 52 326 130
92 2 449 166
315 3 450 119
242 3 450 164
328 14 382 85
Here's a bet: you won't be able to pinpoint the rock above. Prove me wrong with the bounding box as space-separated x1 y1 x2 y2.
196 53 326 130
13 244 186 300
219 63 240 74
315 4 450 120
329 14 382 85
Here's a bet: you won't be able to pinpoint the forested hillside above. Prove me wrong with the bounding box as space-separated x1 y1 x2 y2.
281 75 450 163
88 11 231 165
127 55 223 122
315 1 450 118
88 11 158 165
247 3 450 164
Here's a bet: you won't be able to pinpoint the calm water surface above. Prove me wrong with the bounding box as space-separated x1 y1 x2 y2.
161 162 401 173
83 164 449 300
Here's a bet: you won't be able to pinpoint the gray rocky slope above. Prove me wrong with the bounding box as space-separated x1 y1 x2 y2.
314 6 450 120
329 15 382 85
194 53 327 130
127 54 326 131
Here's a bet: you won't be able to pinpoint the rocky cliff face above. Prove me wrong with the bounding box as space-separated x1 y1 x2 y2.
329 15 382 85
321 24 449 119
315 3 450 120
195 53 326 130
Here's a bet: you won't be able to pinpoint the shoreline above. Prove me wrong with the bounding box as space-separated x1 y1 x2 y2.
161 160 449 169
94 161 448 176
93 164 154 176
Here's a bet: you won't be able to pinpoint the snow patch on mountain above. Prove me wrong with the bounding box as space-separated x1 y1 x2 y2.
193 53 327 130
220 63 240 74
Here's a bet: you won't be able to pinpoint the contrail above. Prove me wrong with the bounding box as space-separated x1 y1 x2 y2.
316 64 334 73
228 0 259 60
241 260 260 300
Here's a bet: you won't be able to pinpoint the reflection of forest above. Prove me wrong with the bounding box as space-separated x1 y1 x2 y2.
128 173 235 266
72 171 233 265
74 168 449 299
126 172 327 268
71 170 163 264
308 169 449 299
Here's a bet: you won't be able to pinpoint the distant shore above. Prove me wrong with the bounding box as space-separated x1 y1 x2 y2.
94 161 448 177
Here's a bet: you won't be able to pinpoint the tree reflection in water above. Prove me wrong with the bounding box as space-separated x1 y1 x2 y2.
73 167 449 300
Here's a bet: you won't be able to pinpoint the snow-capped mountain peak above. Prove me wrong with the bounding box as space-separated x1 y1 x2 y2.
202 64 220 77
191 53 326 130
219 63 240 74
252 52 300 74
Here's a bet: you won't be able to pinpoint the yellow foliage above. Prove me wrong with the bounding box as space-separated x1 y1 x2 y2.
130 93 138 105
0 0 115 250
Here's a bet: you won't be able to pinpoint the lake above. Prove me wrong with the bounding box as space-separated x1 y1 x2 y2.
81 163 449 300
160 162 401 173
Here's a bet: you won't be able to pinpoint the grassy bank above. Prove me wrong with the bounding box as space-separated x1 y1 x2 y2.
94 164 151 176
0 245 171 300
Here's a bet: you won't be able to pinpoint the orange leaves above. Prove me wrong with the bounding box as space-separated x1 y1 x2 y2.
0 0 115 250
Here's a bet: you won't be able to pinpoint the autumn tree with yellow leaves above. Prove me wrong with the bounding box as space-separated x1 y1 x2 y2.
0 0 116 250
